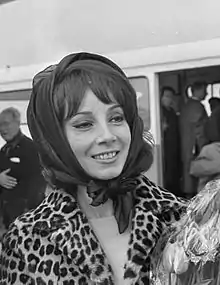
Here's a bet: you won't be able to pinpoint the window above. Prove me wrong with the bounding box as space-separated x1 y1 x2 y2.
129 76 150 130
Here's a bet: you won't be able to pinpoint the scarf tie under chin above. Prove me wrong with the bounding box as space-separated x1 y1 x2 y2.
87 177 138 234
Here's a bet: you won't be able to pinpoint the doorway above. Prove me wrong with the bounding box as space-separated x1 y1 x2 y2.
158 65 220 197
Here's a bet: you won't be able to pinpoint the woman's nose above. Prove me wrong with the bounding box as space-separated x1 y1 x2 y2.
95 124 116 144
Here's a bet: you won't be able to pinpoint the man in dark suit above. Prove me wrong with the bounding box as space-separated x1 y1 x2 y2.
0 107 46 228
179 82 208 198
161 87 182 196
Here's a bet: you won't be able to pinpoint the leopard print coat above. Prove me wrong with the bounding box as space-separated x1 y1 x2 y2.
0 175 187 284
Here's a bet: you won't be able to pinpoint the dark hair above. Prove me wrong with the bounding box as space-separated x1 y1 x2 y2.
0 107 21 124
53 67 138 129
191 81 207 93
161 86 175 96
208 97 220 112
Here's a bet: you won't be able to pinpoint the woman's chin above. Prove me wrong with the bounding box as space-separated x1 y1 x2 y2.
91 169 123 181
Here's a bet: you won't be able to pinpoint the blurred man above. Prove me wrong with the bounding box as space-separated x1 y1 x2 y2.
161 87 181 196
208 97 220 113
0 107 45 228
179 82 208 198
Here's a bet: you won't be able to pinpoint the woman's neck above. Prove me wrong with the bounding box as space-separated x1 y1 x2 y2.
77 185 114 219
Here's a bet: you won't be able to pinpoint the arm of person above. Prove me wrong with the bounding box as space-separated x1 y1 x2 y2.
0 168 17 189
193 104 208 149
190 144 220 177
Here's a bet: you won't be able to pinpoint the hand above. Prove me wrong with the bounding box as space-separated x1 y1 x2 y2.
0 169 17 189
162 121 169 131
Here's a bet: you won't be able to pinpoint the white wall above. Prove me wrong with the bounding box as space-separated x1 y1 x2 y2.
1 0 220 69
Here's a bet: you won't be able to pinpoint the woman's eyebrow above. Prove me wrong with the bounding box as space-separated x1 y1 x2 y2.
75 104 122 116
108 104 121 111
74 111 92 116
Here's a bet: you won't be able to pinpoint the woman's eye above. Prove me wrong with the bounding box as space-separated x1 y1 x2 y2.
110 115 124 123
74 122 93 129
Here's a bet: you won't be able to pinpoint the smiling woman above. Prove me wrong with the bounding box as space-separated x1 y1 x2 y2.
0 52 188 285
64 89 131 180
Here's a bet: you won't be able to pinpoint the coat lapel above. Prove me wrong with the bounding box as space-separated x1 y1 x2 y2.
123 176 167 284
47 189 114 284
123 197 154 283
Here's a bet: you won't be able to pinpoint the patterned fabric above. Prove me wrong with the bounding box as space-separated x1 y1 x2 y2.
190 142 220 192
154 179 220 285
0 175 186 284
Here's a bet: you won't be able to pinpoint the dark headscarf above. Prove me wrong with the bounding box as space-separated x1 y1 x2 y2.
27 52 153 233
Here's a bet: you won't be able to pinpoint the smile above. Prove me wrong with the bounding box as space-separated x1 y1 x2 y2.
92 151 118 160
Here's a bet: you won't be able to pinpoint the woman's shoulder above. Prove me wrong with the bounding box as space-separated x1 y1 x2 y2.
134 175 187 228
137 174 176 197
136 174 187 208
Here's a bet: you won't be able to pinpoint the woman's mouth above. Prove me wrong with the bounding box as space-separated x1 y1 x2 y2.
92 151 119 160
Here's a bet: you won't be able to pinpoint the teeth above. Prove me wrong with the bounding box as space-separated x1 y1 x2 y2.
94 152 117 160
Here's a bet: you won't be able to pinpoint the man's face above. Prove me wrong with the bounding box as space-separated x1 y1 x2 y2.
161 90 174 109
0 113 20 142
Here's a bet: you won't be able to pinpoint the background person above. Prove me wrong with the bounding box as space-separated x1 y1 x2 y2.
179 81 208 198
161 86 182 196
208 97 220 113
0 52 187 284
0 107 46 229
190 106 220 191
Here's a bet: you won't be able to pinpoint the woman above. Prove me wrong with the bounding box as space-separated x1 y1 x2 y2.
0 52 187 284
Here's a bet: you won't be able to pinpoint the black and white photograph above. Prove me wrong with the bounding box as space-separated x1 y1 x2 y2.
0 0 220 284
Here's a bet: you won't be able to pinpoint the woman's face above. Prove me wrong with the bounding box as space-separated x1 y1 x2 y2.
64 89 131 180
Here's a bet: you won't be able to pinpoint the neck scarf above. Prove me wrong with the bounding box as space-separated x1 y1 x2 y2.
27 52 153 233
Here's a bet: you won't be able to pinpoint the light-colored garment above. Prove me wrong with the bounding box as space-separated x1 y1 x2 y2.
154 179 220 285
190 142 220 191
